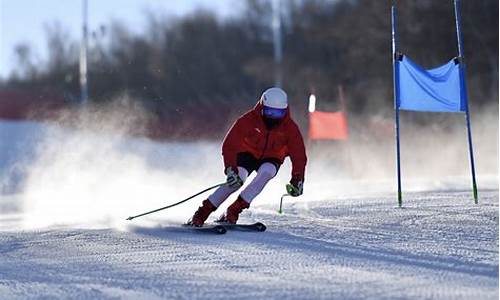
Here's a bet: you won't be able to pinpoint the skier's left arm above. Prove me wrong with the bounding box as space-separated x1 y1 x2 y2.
287 122 307 196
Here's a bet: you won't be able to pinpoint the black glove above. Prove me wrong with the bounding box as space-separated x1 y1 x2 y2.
225 167 243 188
286 177 303 197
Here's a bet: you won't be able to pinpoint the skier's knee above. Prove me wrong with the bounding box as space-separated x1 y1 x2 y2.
236 166 249 183
257 163 277 180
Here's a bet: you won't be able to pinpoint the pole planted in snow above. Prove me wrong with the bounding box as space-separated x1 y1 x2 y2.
392 4 403 207
453 0 478 204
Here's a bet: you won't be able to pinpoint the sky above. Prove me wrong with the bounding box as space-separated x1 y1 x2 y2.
0 0 242 79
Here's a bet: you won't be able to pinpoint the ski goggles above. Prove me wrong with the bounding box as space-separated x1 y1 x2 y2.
263 106 287 119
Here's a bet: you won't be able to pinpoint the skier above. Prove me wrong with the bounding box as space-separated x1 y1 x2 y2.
188 87 307 226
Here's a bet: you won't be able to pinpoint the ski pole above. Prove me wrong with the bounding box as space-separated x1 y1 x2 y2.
278 193 290 214
126 182 226 221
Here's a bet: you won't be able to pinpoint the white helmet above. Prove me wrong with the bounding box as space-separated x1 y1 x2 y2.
260 87 288 109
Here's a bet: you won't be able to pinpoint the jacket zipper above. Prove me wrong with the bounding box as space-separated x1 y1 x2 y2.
259 130 270 159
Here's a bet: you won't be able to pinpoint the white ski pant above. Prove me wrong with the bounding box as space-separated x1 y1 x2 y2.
208 163 277 207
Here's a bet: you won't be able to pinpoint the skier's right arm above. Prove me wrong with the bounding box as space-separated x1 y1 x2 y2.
222 116 248 173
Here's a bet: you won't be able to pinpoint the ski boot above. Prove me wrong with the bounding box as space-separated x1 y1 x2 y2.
217 196 250 224
187 199 216 227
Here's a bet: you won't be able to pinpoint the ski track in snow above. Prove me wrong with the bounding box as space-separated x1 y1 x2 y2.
0 189 498 300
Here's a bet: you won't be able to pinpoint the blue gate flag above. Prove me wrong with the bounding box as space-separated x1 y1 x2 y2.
397 55 466 112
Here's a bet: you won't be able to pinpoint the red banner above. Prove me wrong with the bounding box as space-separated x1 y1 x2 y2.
309 111 348 140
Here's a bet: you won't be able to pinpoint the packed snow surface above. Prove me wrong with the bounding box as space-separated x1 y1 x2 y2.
0 190 498 299
0 120 498 299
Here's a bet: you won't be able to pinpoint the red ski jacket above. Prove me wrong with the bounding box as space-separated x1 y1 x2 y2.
222 102 307 181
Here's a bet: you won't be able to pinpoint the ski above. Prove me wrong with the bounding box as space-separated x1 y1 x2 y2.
182 224 227 234
219 222 267 232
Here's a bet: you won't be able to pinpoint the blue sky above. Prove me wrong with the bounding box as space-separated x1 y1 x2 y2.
0 0 242 79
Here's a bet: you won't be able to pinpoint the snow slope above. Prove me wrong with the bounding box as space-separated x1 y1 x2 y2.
0 190 498 299
0 119 498 299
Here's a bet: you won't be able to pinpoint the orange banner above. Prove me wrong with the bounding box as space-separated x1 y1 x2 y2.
309 111 348 140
